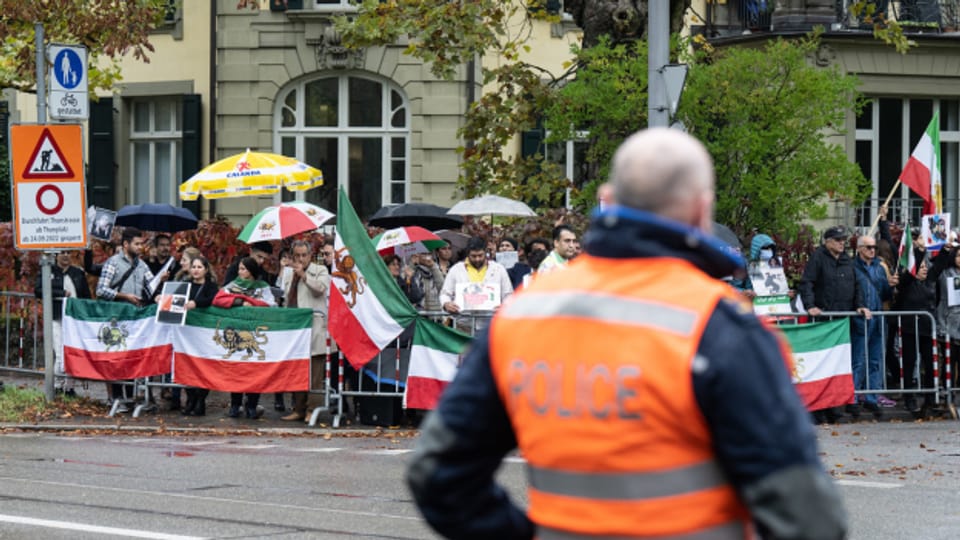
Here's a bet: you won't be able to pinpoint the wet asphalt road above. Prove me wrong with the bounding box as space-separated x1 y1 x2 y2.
0 419 958 539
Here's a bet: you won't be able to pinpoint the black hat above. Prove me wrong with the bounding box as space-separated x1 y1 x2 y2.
823 226 848 241
250 241 273 255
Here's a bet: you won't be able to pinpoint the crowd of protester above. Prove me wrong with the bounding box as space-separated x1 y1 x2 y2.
30 220 584 419
730 205 954 423
26 199 960 426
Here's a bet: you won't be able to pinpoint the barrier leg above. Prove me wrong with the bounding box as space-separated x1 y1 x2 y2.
948 340 958 419
307 339 333 427
333 352 344 428
933 339 941 406
896 318 904 392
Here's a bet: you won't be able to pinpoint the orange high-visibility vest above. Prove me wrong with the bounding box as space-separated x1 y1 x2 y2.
489 255 752 540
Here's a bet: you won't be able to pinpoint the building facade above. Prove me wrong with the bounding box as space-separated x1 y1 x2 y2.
696 0 960 229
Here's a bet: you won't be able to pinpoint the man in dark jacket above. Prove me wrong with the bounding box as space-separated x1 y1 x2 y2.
34 251 92 395
799 226 870 423
799 226 867 315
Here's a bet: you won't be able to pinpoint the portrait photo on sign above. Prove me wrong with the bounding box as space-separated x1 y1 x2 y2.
921 213 951 248
156 281 192 325
87 206 117 241
748 259 789 297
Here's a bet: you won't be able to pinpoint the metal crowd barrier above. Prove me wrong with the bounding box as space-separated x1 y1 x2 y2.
327 310 490 429
128 312 342 422
770 310 957 419
0 292 43 374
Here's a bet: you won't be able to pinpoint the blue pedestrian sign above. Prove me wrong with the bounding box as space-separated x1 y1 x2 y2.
48 44 88 120
53 49 83 90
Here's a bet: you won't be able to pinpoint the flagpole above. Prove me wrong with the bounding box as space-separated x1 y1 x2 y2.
867 179 902 237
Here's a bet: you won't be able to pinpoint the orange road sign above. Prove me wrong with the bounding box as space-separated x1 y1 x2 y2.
11 124 87 250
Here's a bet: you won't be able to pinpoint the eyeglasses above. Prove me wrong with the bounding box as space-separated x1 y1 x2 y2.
861 245 877 250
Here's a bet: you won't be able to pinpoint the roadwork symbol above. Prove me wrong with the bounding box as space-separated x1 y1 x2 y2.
22 128 75 179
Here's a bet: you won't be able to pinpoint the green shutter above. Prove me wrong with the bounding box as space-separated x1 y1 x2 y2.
88 97 115 209
521 128 544 159
181 94 202 216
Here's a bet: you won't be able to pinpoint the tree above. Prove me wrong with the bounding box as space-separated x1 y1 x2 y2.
542 37 651 209
336 0 577 206
339 2 884 222
0 1 170 93
678 34 871 237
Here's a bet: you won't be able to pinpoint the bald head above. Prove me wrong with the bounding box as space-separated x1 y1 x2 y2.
608 128 715 231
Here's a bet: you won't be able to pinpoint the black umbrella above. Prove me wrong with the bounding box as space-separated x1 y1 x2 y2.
368 202 464 230
711 222 742 250
115 203 199 233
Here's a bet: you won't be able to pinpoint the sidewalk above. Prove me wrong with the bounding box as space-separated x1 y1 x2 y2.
0 371 416 435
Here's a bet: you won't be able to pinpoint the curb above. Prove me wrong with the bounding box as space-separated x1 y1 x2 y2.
0 422 420 437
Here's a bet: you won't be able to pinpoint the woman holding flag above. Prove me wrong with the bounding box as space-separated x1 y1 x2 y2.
213 257 277 419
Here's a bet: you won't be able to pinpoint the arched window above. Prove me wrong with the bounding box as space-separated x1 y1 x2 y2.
274 74 409 219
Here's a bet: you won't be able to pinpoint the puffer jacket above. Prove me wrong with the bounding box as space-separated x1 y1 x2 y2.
750 233 775 261
798 245 864 312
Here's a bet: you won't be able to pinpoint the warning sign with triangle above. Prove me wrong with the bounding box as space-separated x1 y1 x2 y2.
22 128 75 179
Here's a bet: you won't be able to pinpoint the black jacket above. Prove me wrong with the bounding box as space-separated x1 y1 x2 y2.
34 265 92 321
894 262 936 336
188 280 218 309
798 245 864 312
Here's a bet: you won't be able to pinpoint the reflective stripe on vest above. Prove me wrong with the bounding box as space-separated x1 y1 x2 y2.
528 460 727 500
538 521 746 540
500 291 698 336
490 256 751 538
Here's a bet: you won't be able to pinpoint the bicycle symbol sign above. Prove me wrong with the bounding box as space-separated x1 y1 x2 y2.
53 49 84 90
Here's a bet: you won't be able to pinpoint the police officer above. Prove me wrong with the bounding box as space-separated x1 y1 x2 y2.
406 128 846 540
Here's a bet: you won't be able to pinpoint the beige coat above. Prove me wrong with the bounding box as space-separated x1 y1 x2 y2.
284 262 333 355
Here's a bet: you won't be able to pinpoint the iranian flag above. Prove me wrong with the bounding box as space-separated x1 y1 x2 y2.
404 318 472 410
328 188 418 368
900 112 941 215
62 298 173 380
898 224 916 275
173 306 313 393
780 319 855 411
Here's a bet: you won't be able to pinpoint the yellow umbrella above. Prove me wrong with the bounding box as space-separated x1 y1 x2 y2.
179 149 323 201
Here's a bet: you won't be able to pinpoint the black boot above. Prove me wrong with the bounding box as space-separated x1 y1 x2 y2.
227 393 242 418
191 389 209 417
192 399 206 417
182 389 197 416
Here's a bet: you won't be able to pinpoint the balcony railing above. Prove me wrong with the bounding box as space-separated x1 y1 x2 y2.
700 0 960 39
848 197 960 233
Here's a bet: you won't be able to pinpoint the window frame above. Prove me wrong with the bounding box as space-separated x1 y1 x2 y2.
273 72 410 213
545 129 590 209
128 98 183 205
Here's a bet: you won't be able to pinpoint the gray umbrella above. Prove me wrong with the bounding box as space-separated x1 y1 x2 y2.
447 195 536 217
711 222 742 250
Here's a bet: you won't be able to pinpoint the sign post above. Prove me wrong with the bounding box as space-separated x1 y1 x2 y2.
11 123 86 401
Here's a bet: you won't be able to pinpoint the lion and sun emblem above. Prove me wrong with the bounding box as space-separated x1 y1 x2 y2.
212 320 269 360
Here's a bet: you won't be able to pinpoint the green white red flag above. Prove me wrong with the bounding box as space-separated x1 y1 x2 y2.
779 319 855 411
173 306 312 393
62 299 172 380
898 225 916 275
404 318 471 409
899 112 941 215
328 188 418 368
